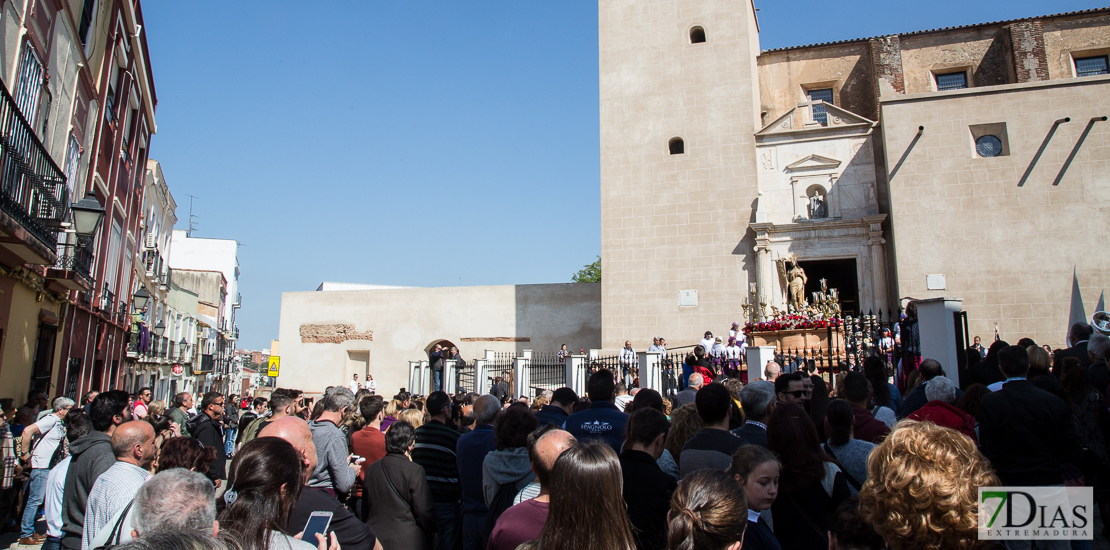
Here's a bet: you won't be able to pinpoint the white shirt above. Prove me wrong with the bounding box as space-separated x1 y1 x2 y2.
619 347 637 365
699 338 715 352
367 380 376 393
711 343 726 357
614 394 633 411
44 455 71 536
30 414 64 469
725 345 742 360
349 380 360 394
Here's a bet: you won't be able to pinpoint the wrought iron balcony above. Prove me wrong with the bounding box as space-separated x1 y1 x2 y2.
52 241 93 283
0 78 68 251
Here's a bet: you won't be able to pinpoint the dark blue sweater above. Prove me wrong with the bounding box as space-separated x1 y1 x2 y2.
564 402 629 453
456 424 496 515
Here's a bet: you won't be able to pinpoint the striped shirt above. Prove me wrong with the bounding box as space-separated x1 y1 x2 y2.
81 461 150 549
411 420 461 503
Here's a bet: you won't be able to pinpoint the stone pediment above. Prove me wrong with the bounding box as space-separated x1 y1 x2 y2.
756 103 876 137
785 154 842 172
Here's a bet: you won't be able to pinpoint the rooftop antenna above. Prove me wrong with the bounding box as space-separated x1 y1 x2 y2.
185 194 199 237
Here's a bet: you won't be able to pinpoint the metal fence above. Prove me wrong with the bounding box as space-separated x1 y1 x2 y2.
455 361 476 394
528 352 566 394
487 352 514 393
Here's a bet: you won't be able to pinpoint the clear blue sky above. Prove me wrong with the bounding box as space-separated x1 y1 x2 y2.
142 1 1104 351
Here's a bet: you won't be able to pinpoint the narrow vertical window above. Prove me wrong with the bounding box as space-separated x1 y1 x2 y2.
14 46 43 122
669 138 684 155
807 88 833 126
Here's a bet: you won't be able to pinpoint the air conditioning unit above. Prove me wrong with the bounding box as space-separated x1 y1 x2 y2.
145 232 156 249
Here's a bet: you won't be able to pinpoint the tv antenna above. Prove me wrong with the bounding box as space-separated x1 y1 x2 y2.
185 194 199 237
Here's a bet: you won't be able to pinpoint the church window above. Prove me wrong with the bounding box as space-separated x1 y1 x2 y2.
807 88 833 126
935 72 968 91
669 137 684 155
1075 55 1109 77
690 27 706 44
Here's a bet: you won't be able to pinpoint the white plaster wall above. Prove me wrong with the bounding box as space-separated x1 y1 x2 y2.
276 283 601 397
756 134 879 224
169 230 238 330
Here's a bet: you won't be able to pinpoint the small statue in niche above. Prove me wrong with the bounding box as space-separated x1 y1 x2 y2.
808 193 827 219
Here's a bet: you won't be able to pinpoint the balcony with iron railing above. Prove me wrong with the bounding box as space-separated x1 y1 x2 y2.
50 240 93 288
0 78 68 265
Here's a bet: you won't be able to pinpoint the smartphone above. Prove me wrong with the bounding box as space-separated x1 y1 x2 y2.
302 511 333 542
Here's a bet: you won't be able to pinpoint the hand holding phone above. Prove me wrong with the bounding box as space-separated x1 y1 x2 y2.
301 511 333 543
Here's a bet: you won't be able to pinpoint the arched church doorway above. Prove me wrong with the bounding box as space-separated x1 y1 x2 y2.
796 259 859 316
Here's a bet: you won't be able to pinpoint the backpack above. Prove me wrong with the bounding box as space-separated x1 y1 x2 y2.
239 416 268 446
484 482 520 537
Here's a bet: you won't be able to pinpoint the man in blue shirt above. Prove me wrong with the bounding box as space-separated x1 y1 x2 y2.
563 369 629 453
455 394 500 550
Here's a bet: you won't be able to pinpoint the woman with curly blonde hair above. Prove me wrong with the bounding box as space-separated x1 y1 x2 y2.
396 407 427 430
859 421 999 550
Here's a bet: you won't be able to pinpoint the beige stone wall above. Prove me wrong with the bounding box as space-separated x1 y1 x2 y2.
899 27 1015 94
757 43 875 124
599 0 762 352
1042 13 1110 79
879 76 1110 347
276 283 601 397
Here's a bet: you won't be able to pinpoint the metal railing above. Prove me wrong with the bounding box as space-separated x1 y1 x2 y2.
528 352 566 393
53 241 93 282
455 361 476 394
0 78 68 250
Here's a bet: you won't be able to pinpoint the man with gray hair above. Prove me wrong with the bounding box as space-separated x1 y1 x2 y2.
18 396 73 545
731 381 774 447
308 388 359 497
674 373 703 408
1087 333 1110 399
457 395 501 550
88 469 217 547
906 375 977 441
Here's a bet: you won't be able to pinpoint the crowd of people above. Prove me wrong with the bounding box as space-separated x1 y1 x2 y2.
0 319 1106 549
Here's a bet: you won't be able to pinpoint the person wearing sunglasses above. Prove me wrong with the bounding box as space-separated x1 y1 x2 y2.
774 373 807 406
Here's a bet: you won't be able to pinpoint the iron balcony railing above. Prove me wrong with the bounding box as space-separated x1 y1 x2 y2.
53 241 93 282
0 77 67 249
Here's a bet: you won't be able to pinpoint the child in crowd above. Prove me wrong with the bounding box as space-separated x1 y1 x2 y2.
729 445 782 550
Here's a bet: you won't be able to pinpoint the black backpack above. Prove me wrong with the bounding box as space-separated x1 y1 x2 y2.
483 482 519 537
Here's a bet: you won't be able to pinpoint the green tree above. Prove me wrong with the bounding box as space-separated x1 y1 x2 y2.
572 256 601 283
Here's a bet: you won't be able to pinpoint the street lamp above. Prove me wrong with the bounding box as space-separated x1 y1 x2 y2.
154 321 166 337
70 194 105 240
132 287 150 311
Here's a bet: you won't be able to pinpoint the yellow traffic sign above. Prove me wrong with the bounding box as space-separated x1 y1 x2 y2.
267 356 280 377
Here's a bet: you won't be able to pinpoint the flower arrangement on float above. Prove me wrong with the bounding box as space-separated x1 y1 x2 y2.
744 315 842 334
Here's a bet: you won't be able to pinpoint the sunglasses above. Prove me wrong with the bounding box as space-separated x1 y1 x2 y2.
783 390 806 398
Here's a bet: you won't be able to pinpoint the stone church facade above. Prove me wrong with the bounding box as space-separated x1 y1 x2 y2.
600 1 1110 349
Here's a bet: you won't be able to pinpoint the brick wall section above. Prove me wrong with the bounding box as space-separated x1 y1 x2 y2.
1009 21 1050 83
299 324 373 344
870 35 905 115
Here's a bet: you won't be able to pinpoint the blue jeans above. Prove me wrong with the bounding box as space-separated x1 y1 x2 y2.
461 512 486 550
41 535 62 550
21 468 49 538
433 501 461 550
224 427 237 455
434 371 442 393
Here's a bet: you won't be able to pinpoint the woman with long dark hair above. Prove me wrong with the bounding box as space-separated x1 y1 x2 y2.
766 403 850 549
807 375 829 440
862 356 901 414
822 399 876 496
520 442 635 550
667 469 747 550
218 437 334 550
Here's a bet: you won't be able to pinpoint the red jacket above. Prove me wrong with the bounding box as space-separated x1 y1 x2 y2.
850 405 890 444
907 400 978 442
